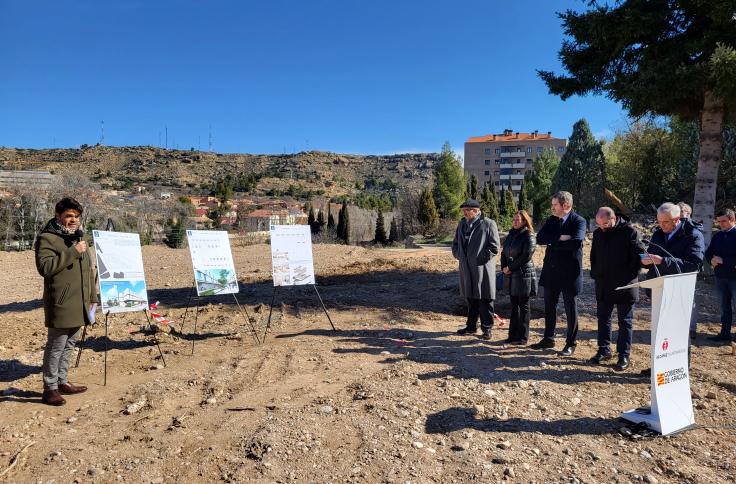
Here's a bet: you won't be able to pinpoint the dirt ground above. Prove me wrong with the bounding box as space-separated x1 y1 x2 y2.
1 243 735 483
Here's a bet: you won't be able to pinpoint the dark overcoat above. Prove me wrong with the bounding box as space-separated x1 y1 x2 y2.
590 217 644 304
452 216 500 300
536 211 586 295
500 227 538 298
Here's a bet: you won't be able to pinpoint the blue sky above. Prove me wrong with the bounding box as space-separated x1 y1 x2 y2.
0 0 626 156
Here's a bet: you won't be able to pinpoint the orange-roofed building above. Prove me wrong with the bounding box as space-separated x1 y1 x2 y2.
464 129 567 199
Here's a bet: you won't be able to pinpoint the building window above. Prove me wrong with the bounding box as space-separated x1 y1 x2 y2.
484 170 490 176
526 159 532 163
537 147 543 153
526 147 532 153
494 181 500 186
495 159 501 164
484 148 491 155
558 146 565 153
494 170 500 176
484 159 490 165
495 148 501 154
516 170 522 174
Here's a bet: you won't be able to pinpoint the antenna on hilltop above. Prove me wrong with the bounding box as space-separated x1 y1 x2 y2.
165 125 168 149
99 120 105 145
208 125 213 153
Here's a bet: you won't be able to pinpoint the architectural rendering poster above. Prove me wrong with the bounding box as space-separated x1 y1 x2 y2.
269 224 316 286
186 230 239 296
93 230 149 313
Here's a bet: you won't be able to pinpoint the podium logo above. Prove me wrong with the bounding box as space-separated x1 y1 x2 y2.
656 367 688 386
662 339 669 351
656 372 665 386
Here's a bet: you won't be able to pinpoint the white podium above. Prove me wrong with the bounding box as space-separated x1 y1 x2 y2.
616 272 697 435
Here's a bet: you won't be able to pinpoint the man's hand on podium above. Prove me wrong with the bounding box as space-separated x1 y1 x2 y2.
641 254 663 266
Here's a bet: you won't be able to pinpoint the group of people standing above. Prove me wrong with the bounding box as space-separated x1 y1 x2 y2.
452 191 736 372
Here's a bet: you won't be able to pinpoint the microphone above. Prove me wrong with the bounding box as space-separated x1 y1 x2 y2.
74 228 85 242
640 238 661 278
641 238 682 274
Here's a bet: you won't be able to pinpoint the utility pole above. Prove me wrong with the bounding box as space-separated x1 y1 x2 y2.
208 125 213 153
165 125 168 149
99 120 105 145
158 131 161 148
198 135 201 151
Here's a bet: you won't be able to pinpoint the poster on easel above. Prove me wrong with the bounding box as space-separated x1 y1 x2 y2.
186 230 239 296
93 230 149 313
269 224 316 286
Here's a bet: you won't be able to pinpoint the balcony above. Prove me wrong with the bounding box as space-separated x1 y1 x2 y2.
499 163 526 169
500 151 526 158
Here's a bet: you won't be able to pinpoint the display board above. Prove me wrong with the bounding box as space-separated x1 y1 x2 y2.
269 224 316 286
186 230 239 296
93 230 149 313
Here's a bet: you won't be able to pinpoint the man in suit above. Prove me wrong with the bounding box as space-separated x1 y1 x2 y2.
530 191 587 356
451 199 501 340
705 208 736 343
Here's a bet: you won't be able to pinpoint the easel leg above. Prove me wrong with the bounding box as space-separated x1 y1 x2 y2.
104 312 109 386
74 325 88 368
179 284 196 334
262 286 278 342
312 284 337 332
232 294 261 345
144 310 167 367
191 298 199 356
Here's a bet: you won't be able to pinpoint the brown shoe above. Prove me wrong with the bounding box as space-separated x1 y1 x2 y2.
59 383 87 395
42 389 66 406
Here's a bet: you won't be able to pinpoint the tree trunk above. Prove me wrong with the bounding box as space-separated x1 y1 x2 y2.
692 90 725 248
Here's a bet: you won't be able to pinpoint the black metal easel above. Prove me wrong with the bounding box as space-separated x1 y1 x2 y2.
179 283 262 355
75 309 167 386
262 284 337 342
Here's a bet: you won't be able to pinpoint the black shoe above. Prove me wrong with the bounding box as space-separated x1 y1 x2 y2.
614 356 630 371
530 339 555 350
589 350 612 364
457 327 478 335
690 330 697 341
639 367 651 377
707 334 732 342
509 340 527 346
479 331 491 341
558 345 576 357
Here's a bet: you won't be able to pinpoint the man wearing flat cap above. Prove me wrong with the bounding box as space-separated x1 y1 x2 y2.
452 199 501 340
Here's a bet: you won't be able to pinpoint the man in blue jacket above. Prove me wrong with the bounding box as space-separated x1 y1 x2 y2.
704 208 736 342
530 191 587 356
642 203 704 277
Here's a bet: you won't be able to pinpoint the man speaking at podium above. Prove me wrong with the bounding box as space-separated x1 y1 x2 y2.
640 202 704 375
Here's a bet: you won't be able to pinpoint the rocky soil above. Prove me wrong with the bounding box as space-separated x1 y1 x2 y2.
1 243 735 483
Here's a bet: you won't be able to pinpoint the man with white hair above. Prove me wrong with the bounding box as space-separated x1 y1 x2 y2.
641 202 704 277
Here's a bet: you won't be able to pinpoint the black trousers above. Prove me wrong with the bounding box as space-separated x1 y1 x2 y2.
596 299 634 357
543 287 578 346
466 298 494 333
507 295 530 342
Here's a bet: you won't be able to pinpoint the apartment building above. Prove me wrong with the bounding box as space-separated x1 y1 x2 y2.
464 129 567 197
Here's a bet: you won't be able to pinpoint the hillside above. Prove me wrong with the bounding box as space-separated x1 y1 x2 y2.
0 146 440 197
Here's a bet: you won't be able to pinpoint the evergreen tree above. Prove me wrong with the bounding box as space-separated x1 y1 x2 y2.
518 182 530 213
308 205 316 233
336 202 346 240
432 142 466 220
388 216 399 244
417 187 440 235
503 186 518 220
480 183 500 222
539 2 736 244
551 119 606 219
327 203 335 229
467 174 479 200
164 218 186 248
316 208 326 234
374 210 387 244
339 202 350 243
525 148 560 224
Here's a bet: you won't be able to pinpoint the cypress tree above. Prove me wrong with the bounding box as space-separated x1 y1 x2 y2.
327 203 335 229
480 183 500 222
503 187 518 219
418 187 440 235
308 206 317 233
342 202 350 243
468 174 479 200
432 142 466 220
316 208 326 234
518 183 530 213
388 216 399 244
374 210 387 244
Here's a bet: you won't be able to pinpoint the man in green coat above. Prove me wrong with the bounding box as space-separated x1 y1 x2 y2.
35 197 98 406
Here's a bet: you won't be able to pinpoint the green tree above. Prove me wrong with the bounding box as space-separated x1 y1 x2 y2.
316 208 326 234
374 209 387 244
539 2 736 245
214 175 234 203
518 182 530 213
164 218 186 248
432 142 466 220
388 216 399 244
308 205 316 233
480 183 500 222
502 187 518 230
467 174 479 200
417 187 440 235
337 201 350 243
551 119 606 219
525 148 560 224
327 203 335 229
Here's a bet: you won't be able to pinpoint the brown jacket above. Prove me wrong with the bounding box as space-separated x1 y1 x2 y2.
34 219 98 329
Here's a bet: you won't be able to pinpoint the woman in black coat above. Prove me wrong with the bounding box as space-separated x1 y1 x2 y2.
501 210 538 344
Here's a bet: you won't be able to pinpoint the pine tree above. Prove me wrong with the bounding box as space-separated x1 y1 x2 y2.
341 202 350 243
466 174 479 200
417 187 439 235
480 184 500 222
503 187 518 219
316 209 326 234
374 210 387 244
551 119 606 219
432 142 466 220
336 202 346 240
